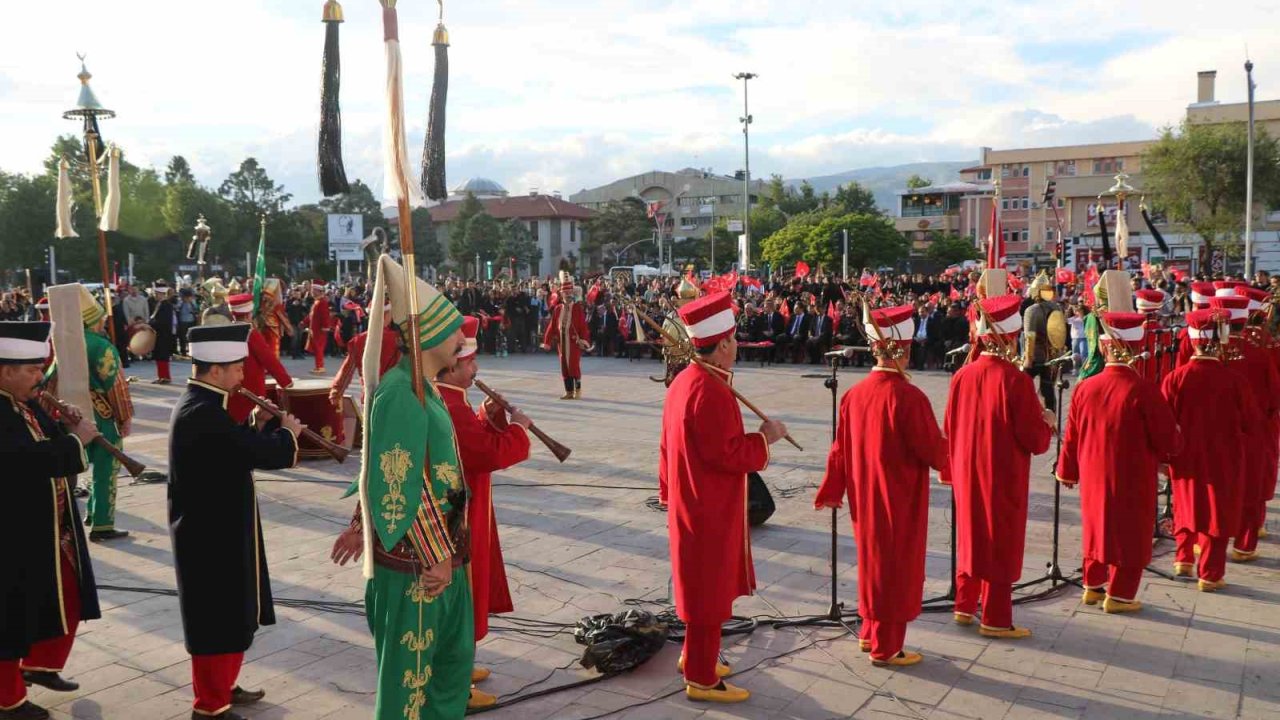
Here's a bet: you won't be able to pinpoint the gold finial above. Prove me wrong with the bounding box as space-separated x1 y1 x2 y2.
322 0 344 23
433 0 449 45
1108 172 1134 200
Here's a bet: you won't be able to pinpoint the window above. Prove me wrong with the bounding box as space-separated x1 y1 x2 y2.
1021 229 1029 242
1022 166 1030 177
1002 165 1011 178
976 169 993 181
1021 197 1030 209
1092 157 1125 175
1057 197 1065 209
1001 198 1009 210
1054 160 1077 176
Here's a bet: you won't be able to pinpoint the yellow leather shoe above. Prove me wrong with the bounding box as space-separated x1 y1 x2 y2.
1102 597 1142 614
859 639 871 653
471 667 491 683
686 680 750 704
1232 549 1258 563
871 650 924 668
1198 578 1227 593
1260 526 1269 539
1081 587 1105 605
953 612 974 626
677 655 731 678
1173 562 1194 578
979 625 1032 639
467 688 498 710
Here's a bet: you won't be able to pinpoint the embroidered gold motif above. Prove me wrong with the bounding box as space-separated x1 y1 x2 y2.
400 627 434 653
321 426 335 441
402 669 429 719
432 461 461 491
91 391 112 420
96 349 117 382
379 444 412 534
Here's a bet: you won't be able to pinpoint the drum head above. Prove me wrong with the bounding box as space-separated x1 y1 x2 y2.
128 325 157 355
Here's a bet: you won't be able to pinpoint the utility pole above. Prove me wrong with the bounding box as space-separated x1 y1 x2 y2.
734 72 757 271
1245 57 1256 278
842 228 849 280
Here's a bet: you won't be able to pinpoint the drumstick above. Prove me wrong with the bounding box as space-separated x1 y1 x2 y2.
235 388 350 463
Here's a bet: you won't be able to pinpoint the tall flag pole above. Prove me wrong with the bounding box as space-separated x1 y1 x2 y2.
380 0 425 402
318 0 350 196
252 214 268 315
1245 57 1256 277
421 0 450 201
986 177 1003 270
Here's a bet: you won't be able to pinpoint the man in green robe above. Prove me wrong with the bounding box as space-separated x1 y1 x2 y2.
332 256 472 720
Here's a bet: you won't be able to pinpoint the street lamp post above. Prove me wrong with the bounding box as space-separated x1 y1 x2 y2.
62 55 118 344
734 72 757 271
1245 58 1256 278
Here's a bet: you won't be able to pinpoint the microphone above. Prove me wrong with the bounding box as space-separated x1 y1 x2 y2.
1045 351 1075 367
946 343 972 357
825 346 868 359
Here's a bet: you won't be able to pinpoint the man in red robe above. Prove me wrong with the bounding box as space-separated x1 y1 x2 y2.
328 304 401 409
436 316 531 711
1134 289 1166 381
1056 311 1182 613
815 305 947 668
225 294 294 425
304 282 331 375
1162 309 1245 591
1175 282 1217 368
540 271 590 399
1240 286 1280 548
659 291 788 704
944 294 1054 639
1216 292 1280 561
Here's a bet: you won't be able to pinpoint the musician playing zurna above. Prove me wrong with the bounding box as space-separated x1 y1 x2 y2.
168 323 302 719
1056 308 1181 614
659 291 788 704
815 304 947 668
541 269 591 399
434 316 531 710
223 294 293 425
0 321 101 720
945 287 1054 639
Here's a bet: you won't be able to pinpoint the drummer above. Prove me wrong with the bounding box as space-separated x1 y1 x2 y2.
226 293 294 425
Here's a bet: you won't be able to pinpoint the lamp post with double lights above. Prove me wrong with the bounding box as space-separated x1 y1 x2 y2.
734 72 757 271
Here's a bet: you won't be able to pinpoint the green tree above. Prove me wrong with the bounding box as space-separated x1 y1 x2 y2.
497 219 542 275
831 181 880 216
906 174 932 190
760 217 818 267
164 156 195 186
1143 120 1280 260
924 233 981 265
411 207 444 269
581 197 650 268
217 158 292 258
803 214 908 270
0 173 55 276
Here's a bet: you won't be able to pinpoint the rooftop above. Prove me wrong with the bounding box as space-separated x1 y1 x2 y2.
429 194 594 223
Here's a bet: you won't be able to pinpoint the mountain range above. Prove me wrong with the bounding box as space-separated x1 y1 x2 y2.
790 160 975 212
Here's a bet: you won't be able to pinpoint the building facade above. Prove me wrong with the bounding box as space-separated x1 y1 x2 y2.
427 178 593 278
894 180 994 258
570 169 766 242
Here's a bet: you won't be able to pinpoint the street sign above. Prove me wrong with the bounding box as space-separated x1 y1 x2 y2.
327 214 364 261
727 219 744 233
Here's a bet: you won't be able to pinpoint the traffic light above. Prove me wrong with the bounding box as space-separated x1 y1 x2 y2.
1042 180 1056 203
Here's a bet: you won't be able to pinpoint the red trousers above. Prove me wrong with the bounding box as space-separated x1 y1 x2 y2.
0 555 81 709
681 622 720 687
191 652 244 715
1234 501 1263 554
156 359 171 381
955 572 1012 629
311 334 328 371
863 619 906 661
1176 530 1228 582
1083 559 1142 601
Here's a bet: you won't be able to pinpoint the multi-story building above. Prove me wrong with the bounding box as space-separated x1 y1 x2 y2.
570 169 766 242
427 177 593 277
894 179 993 258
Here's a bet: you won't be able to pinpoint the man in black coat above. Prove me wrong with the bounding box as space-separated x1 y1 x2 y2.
780 305 813 363
169 323 302 720
0 321 101 720
805 303 835 364
149 283 178 384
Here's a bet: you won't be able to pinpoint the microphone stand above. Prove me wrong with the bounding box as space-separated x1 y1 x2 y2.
1012 360 1083 599
776 353 858 628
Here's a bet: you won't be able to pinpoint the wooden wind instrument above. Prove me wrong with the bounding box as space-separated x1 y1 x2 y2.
235 388 350 463
38 391 147 478
473 379 571 463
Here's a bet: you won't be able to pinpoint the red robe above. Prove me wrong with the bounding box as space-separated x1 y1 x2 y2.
228 328 294 424
329 327 402 401
1056 365 1182 568
1161 358 1246 538
944 354 1052 584
1236 342 1280 505
1175 327 1194 368
305 298 331 354
814 370 947 623
438 383 530 641
660 363 770 624
542 301 589 379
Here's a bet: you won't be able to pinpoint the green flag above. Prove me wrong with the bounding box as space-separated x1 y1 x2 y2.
252 216 267 315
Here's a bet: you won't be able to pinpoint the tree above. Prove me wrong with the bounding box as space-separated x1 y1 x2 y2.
581 197 650 268
760 217 818 267
906 174 932 190
498 219 542 276
924 233 981 265
411 207 444 269
1143 120 1280 260
803 214 908 270
164 156 195 186
831 181 880 216
218 159 292 259
450 205 502 277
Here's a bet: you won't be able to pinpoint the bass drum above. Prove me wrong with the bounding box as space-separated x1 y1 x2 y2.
267 379 345 459
747 472 776 527
127 323 157 356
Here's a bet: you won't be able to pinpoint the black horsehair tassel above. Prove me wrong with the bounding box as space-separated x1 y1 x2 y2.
422 15 450 201
1097 203 1113 268
1141 205 1171 255
319 0 350 197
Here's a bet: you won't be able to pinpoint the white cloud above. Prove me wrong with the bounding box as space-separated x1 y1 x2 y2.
2 0 1278 204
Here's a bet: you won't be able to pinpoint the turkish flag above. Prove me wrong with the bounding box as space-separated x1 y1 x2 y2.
949 285 962 301
795 261 811 279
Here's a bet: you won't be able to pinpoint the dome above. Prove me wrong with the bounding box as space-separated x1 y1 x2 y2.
451 177 508 197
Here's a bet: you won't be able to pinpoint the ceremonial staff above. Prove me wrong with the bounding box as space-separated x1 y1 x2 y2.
628 304 802 450
61 56 121 345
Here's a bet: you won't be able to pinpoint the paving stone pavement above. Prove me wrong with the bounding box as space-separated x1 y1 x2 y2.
37 351 1280 719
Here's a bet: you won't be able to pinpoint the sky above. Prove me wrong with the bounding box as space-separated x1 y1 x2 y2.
2 0 1277 205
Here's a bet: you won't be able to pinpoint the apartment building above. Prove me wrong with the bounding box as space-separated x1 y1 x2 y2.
570 169 766 241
